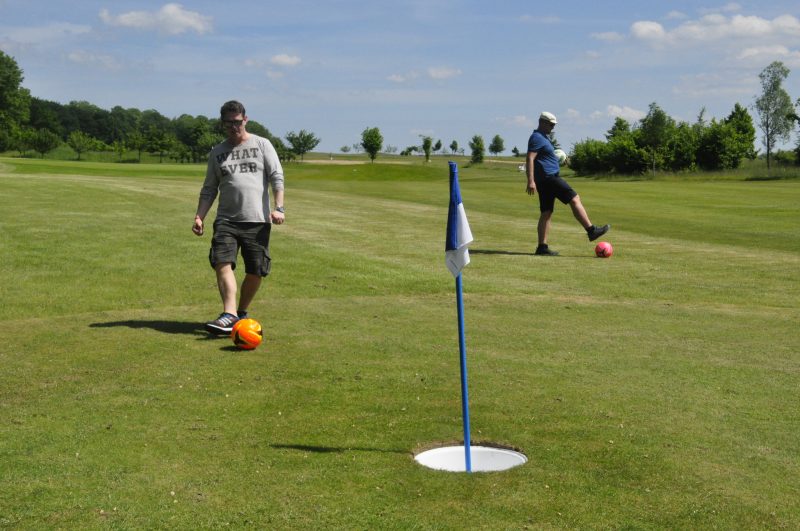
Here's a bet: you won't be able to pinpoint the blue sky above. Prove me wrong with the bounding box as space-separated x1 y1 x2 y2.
2 1 799 153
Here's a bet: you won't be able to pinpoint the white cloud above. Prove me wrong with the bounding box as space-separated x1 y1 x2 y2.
388 71 419 83
427 66 462 80
630 13 800 47
737 45 800 67
666 11 687 20
1 22 90 46
270 54 301 67
99 4 212 35
631 21 667 43
672 72 754 99
606 105 646 122
66 50 121 70
498 115 534 128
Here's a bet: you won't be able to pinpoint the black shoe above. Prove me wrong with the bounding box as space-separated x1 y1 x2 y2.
535 245 559 256
587 224 610 242
205 312 239 335
237 310 248 319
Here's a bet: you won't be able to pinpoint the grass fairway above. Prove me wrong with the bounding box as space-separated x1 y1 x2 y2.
0 156 798 529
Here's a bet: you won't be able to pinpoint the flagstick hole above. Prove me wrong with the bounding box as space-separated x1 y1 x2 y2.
414 445 527 472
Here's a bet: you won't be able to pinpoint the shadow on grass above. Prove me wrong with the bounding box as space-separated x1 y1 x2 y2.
270 443 408 455
90 320 207 336
470 248 535 256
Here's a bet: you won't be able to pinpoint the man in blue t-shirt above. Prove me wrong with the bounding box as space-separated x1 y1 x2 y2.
526 111 610 256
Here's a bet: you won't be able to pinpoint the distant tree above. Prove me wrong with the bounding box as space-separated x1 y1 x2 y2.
145 127 177 163
284 130 320 161
433 139 442 154
421 136 433 162
696 119 742 170
28 98 64 138
109 105 141 143
605 117 631 141
361 126 384 162
30 129 61 158
67 130 101 160
0 51 32 150
469 135 485 164
793 98 800 165
400 146 419 156
449 140 458 154
754 61 794 171
489 134 505 156
340 145 351 153
196 131 223 158
607 136 648 174
637 102 676 175
511 146 520 157
724 103 757 161
384 145 398 154
126 131 147 162
111 140 126 161
570 139 612 175
10 127 36 156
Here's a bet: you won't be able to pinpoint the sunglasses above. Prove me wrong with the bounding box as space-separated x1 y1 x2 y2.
222 119 245 127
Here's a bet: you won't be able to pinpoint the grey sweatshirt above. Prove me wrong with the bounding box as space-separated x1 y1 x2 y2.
199 134 284 223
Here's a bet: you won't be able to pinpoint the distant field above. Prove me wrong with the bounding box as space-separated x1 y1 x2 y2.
0 157 798 529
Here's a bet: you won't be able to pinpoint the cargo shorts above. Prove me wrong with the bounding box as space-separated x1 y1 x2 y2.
209 219 272 277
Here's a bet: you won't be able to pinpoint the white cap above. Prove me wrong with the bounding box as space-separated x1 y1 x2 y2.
539 111 558 124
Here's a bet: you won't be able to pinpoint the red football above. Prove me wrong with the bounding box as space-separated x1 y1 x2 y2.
595 241 613 258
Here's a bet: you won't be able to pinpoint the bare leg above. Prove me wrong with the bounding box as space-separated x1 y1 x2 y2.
569 195 592 229
238 273 262 314
214 263 238 315
538 210 553 246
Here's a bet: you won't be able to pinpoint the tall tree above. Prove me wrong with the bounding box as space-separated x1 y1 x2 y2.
469 135 485 164
637 102 676 175
489 134 505 157
421 136 433 162
67 131 101 161
361 127 383 162
449 140 458 154
285 129 320 161
724 102 757 161
754 61 794 171
30 129 61 158
0 51 31 150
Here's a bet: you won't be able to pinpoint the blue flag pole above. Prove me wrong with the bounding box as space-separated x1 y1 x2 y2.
446 161 473 473
455 272 472 472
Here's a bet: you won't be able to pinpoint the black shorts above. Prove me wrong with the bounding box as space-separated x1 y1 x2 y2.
209 220 272 277
535 173 577 212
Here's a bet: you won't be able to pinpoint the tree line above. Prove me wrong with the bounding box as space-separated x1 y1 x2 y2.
572 61 800 175
2 50 799 173
0 51 324 162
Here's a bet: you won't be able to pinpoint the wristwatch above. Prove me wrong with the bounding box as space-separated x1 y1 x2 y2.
275 206 285 213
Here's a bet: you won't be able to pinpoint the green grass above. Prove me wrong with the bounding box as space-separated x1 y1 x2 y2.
0 156 798 529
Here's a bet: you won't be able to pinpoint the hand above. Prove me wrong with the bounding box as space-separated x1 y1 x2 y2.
526 182 536 196
271 211 285 225
192 217 204 236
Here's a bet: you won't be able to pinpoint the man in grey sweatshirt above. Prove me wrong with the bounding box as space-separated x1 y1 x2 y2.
193 100 285 334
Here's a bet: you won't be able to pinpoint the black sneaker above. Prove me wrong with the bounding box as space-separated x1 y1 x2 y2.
205 312 239 335
237 310 248 319
535 244 559 256
587 224 610 242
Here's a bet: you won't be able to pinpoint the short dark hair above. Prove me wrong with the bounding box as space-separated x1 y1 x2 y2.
220 100 246 118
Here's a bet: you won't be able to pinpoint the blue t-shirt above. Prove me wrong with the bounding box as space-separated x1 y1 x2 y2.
527 130 560 178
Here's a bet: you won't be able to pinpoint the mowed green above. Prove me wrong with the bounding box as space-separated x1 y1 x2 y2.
0 157 798 529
